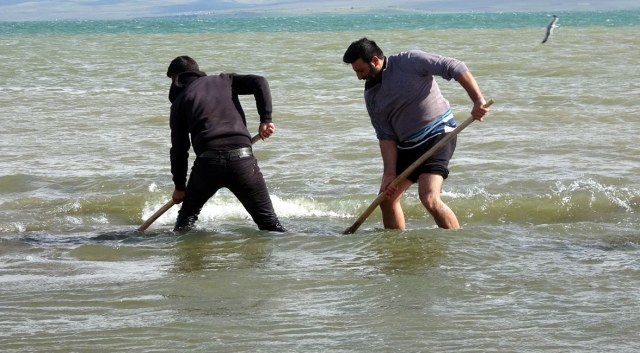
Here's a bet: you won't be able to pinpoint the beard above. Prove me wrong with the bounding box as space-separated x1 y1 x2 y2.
365 62 382 82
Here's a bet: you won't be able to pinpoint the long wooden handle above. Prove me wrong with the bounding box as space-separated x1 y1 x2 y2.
344 99 495 234
137 133 262 232
137 200 175 232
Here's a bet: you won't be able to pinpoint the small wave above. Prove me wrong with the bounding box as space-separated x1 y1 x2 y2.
442 185 504 200
453 178 639 225
3 177 637 234
140 194 356 229
550 178 638 213
0 223 27 233
271 195 354 218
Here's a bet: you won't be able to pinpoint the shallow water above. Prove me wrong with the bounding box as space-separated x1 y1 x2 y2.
1 13 640 352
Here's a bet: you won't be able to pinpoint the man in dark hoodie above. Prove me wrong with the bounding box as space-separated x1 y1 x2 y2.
166 55 286 232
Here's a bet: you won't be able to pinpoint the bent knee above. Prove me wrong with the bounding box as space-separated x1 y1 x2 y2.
420 195 444 214
380 198 400 212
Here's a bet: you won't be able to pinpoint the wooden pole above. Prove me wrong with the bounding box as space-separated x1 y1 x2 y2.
137 200 174 232
344 99 495 234
137 133 262 232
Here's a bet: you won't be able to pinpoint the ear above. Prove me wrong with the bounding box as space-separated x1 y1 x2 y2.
371 56 383 69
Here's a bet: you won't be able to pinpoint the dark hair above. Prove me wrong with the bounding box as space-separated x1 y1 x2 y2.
342 37 384 64
166 56 199 78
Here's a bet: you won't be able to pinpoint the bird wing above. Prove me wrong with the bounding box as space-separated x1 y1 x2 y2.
542 16 558 43
542 31 550 43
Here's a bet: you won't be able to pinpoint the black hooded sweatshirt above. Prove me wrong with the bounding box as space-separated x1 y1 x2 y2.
169 71 273 191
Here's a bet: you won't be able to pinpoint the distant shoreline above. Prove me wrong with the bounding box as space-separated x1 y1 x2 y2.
141 6 636 20
141 7 457 20
2 9 638 29
2 0 639 22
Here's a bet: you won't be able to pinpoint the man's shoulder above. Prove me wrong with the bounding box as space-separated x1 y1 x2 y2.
192 73 235 88
386 51 423 73
390 50 432 61
203 73 233 80
209 73 265 82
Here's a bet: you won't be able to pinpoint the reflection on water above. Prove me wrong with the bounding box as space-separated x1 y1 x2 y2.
364 230 448 275
170 230 275 273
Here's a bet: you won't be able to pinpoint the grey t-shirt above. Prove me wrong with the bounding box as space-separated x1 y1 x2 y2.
364 50 469 142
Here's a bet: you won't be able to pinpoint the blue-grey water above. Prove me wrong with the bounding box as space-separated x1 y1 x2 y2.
1 11 640 352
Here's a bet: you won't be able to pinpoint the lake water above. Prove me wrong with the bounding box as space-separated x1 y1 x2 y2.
1 11 639 352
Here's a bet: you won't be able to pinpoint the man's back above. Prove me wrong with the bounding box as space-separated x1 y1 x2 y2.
364 50 468 143
170 72 254 154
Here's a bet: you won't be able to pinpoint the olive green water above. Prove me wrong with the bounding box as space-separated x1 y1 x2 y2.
1 23 639 351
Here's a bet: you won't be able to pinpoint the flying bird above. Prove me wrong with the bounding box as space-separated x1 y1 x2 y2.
542 15 559 43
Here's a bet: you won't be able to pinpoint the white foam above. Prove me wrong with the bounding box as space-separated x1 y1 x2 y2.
0 223 26 233
90 215 109 224
199 198 251 221
441 186 502 200
140 194 353 228
198 194 353 221
271 195 352 218
65 216 82 225
141 199 179 226
552 178 637 212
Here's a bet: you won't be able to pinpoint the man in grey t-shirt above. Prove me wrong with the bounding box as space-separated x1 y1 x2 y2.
343 37 489 230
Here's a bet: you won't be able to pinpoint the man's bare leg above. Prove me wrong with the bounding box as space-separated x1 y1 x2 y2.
418 173 460 229
379 179 413 230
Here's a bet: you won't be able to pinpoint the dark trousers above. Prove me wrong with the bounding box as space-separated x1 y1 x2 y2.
175 155 284 231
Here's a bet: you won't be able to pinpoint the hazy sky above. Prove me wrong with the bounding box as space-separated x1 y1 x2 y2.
1 0 638 22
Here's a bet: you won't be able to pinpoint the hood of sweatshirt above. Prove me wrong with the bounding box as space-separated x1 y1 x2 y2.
168 71 207 103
